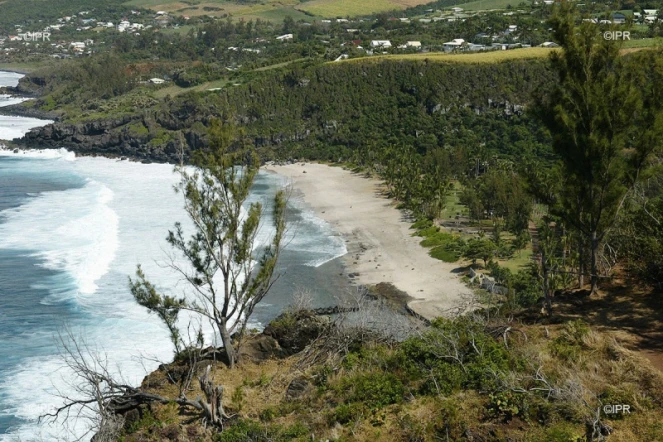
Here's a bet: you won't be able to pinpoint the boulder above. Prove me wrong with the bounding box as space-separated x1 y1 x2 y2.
286 376 310 399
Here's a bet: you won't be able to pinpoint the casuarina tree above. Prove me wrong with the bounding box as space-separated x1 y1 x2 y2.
532 3 663 294
131 119 286 368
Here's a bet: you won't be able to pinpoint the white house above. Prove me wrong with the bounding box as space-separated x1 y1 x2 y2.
406 41 422 48
643 9 658 16
370 40 392 48
117 20 131 32
540 41 559 48
443 38 466 51
645 15 657 23
149 78 165 85
451 7 463 13
276 33 293 41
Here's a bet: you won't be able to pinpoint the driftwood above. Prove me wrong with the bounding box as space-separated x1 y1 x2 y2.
196 365 230 426
43 330 231 439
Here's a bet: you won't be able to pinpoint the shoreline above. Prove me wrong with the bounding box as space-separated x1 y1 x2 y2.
265 162 473 320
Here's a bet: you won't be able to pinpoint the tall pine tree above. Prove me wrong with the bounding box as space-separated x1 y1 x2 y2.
533 3 663 294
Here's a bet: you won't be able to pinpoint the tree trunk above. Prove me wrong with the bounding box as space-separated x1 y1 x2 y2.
218 322 236 369
541 248 552 316
590 231 599 295
578 240 584 288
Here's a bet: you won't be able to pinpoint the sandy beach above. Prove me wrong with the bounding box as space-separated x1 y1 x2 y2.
266 163 473 320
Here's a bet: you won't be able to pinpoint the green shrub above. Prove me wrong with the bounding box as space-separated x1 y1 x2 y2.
214 420 267 442
281 422 309 438
330 403 366 425
259 406 277 422
486 391 522 422
395 317 518 398
126 409 159 434
343 372 405 410
430 246 460 262
549 320 590 362
411 219 434 230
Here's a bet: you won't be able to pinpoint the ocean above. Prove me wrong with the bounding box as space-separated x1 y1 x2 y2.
0 71 348 441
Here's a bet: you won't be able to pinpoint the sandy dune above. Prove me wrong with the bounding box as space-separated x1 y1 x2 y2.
266 163 473 320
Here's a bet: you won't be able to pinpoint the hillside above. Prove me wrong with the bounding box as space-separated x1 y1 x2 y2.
14 57 553 163
108 306 663 442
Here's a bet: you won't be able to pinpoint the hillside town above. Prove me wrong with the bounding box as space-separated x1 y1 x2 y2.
0 2 655 65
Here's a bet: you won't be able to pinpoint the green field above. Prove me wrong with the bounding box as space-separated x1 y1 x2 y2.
446 0 527 11
343 47 557 64
623 37 663 49
298 0 408 17
151 78 233 98
123 0 433 20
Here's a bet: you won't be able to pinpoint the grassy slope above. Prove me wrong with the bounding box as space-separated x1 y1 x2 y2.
124 316 663 442
343 47 558 64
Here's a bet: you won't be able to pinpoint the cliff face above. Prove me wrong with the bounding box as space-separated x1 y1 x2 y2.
21 116 193 163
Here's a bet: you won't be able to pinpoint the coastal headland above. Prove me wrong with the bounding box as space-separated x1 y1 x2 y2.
266 162 473 320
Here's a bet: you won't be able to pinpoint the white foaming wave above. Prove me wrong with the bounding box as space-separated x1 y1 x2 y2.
0 115 53 140
0 96 28 108
0 180 119 300
0 147 73 161
285 196 347 268
0 72 23 88
0 158 348 441
0 318 171 442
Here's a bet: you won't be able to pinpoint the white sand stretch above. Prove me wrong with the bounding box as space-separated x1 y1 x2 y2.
266 163 473 320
